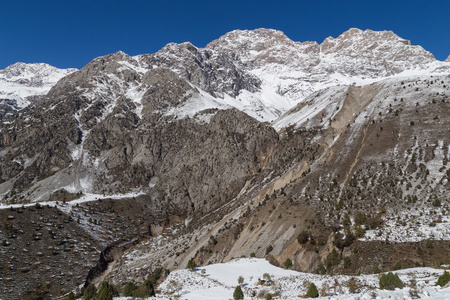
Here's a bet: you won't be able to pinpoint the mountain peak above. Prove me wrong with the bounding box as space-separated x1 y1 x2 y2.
320 28 412 52
206 28 295 52
320 28 435 68
1 62 76 79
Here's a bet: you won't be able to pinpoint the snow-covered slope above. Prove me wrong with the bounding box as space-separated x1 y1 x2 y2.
0 62 77 117
115 258 450 300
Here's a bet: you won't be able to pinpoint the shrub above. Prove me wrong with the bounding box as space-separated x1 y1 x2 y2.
67 291 75 300
354 211 367 225
238 275 244 285
325 249 340 271
250 252 256 257
347 277 358 293
374 265 381 274
133 280 155 297
233 285 244 300
379 272 404 290
283 258 293 269
432 199 441 207
344 257 351 268
123 282 137 297
96 281 118 300
187 259 197 270
297 231 309 244
436 270 450 287
306 282 319 298
83 284 97 300
266 294 273 300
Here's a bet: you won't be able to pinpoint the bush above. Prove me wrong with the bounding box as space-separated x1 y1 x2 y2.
67 291 75 300
238 275 244 285
283 258 293 269
374 265 381 274
123 282 137 297
306 282 319 298
354 211 367 225
344 257 351 268
133 280 155 297
325 249 340 271
379 272 404 290
297 231 309 244
233 285 244 300
96 281 118 300
347 277 358 293
187 259 197 270
83 284 97 300
436 270 450 287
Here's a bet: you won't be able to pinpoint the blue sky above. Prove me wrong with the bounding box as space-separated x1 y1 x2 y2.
1 0 449 69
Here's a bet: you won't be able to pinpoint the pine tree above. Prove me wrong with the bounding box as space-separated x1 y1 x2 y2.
283 258 293 269
436 270 450 287
83 284 97 300
96 281 118 300
306 282 319 298
233 285 244 300
187 259 197 270
379 272 404 290
123 282 137 297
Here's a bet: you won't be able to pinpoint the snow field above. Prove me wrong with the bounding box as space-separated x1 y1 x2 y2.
114 258 450 299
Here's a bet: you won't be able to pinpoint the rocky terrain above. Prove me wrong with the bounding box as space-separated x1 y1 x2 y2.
0 28 449 299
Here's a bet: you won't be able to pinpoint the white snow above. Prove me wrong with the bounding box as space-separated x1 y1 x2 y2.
0 191 144 211
0 62 76 109
114 258 450 300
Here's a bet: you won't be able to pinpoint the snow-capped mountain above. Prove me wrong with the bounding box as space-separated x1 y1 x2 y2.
0 62 77 119
0 28 449 299
204 28 449 120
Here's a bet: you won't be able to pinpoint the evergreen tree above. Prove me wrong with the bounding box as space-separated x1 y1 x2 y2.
233 285 244 300
83 284 97 300
283 258 293 269
96 281 118 300
67 291 75 300
133 280 155 297
436 270 450 287
306 282 319 298
123 282 137 297
187 259 197 270
379 272 404 290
